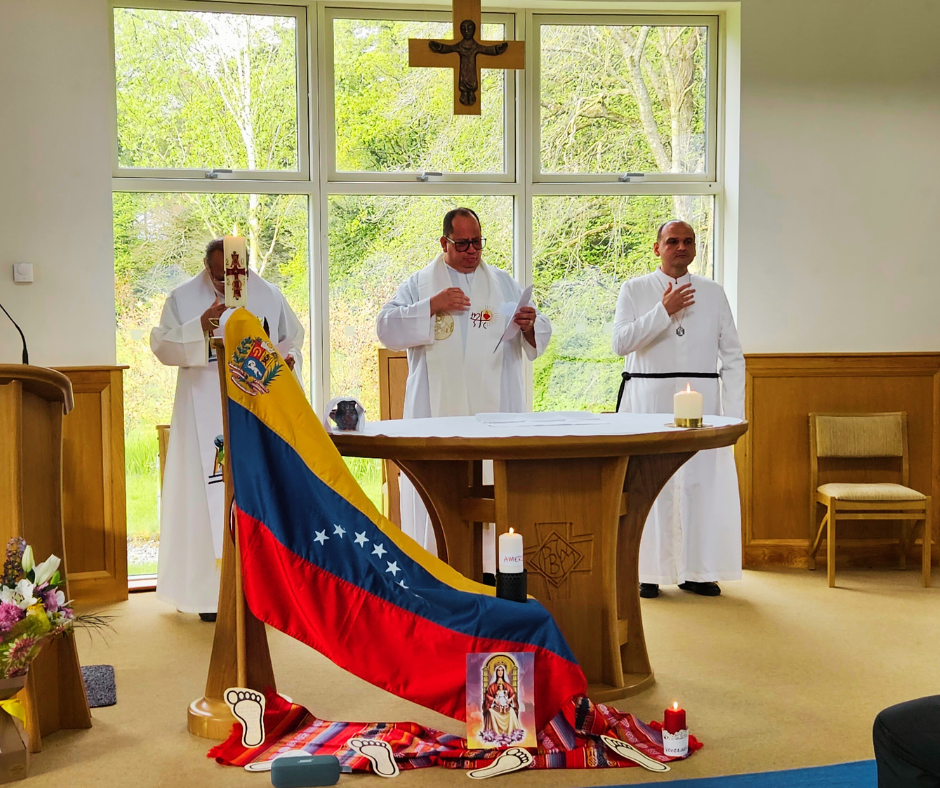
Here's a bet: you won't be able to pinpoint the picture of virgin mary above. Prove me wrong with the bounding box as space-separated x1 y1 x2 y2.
482 662 523 740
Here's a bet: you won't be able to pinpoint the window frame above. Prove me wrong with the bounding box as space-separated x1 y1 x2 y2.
110 0 311 182
530 13 719 185
320 6 518 184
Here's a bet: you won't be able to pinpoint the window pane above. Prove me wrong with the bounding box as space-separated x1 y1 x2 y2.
114 7 300 171
115 192 309 576
540 23 709 175
532 196 713 412
333 18 506 173
328 195 512 507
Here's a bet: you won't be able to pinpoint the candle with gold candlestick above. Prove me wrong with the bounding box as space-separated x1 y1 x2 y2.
223 230 248 308
673 384 703 428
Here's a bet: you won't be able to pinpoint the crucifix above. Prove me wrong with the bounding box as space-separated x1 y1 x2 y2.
223 234 248 308
409 0 524 116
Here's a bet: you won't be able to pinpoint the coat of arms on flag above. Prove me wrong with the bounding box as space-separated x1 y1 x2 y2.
228 335 282 396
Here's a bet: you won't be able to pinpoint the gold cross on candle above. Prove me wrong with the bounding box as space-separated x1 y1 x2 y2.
408 0 525 116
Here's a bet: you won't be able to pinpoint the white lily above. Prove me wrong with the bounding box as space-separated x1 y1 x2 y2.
6 579 36 610
32 555 60 587
21 546 34 574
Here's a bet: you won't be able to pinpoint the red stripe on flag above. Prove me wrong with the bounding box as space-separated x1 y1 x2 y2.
237 508 586 729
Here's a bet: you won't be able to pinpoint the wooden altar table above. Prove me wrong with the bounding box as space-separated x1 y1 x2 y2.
331 413 747 702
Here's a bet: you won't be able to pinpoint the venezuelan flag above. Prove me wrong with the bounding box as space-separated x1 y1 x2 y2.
224 310 587 729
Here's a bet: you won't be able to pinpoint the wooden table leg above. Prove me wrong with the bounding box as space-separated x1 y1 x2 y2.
493 451 694 703
614 452 695 699
397 460 484 582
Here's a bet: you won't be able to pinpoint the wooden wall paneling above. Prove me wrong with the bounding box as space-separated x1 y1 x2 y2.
741 354 940 569
378 349 408 526
55 367 128 604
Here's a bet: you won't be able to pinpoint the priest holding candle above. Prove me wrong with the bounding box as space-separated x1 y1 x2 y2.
612 220 744 599
151 236 305 620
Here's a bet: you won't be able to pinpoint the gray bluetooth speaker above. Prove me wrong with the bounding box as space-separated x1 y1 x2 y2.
270 754 340 787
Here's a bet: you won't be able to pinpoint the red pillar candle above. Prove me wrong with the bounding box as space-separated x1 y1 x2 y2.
664 701 686 733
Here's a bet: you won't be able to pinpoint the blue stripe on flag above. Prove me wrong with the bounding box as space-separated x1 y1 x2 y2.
228 400 577 662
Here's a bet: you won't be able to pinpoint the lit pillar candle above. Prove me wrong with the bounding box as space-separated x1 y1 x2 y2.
664 701 686 734
498 528 524 574
662 701 689 758
673 384 703 427
223 232 248 308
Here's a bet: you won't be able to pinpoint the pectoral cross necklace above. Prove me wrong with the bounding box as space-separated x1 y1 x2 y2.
660 273 688 337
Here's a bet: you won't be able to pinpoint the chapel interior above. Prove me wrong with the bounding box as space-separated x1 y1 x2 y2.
1 0 938 786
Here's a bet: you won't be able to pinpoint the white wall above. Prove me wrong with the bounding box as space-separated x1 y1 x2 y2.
737 0 940 352
1 0 938 365
0 0 115 366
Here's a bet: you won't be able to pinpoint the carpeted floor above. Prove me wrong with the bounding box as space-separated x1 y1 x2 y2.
21 566 935 787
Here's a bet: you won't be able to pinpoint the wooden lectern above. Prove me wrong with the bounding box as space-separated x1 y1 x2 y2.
0 366 92 752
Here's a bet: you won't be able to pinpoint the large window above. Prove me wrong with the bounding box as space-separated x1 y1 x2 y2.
111 4 722 575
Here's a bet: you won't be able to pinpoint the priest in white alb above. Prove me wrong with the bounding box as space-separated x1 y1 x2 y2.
151 238 304 620
612 220 744 599
376 208 551 574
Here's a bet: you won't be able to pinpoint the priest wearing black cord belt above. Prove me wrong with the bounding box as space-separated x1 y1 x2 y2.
612 220 745 599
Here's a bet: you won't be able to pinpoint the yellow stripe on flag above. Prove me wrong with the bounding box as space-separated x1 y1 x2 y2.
223 310 495 596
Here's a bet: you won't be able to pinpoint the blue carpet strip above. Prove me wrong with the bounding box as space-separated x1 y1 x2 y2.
590 760 876 787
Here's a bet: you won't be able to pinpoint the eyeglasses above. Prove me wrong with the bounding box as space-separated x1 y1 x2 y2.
445 237 486 252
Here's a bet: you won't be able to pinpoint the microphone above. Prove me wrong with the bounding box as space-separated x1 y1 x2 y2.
0 302 28 364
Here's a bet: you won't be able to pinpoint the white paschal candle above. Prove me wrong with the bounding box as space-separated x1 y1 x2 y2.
674 385 703 422
498 528 524 574
223 234 248 308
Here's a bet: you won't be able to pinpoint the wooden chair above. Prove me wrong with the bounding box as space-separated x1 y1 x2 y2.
377 349 408 526
809 412 931 588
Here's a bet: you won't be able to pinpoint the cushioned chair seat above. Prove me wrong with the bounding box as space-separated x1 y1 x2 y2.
817 483 926 502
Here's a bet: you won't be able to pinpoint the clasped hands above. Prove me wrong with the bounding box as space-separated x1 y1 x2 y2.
200 300 295 370
429 287 537 337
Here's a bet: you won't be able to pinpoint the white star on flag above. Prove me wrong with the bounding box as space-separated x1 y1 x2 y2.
354 532 369 547
333 524 346 538
386 561 400 576
314 530 329 545
398 580 408 589
372 543 387 558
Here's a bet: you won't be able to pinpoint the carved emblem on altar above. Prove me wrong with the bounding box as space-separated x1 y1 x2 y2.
524 522 594 598
229 336 282 396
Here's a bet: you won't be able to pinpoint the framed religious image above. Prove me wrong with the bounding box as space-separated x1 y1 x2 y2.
466 652 536 749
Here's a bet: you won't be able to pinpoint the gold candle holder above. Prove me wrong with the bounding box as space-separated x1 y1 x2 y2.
674 416 703 428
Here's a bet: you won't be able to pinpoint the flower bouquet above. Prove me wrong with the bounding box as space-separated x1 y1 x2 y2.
0 538 75 680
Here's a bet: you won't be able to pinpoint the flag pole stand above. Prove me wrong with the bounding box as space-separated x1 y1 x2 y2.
188 338 278 740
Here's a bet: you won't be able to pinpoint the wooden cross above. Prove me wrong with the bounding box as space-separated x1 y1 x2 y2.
409 0 524 116
226 252 247 302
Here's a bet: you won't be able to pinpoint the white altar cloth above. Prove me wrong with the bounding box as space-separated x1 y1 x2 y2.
341 412 742 440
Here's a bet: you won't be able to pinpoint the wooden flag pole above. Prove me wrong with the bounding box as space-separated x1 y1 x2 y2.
187 337 276 739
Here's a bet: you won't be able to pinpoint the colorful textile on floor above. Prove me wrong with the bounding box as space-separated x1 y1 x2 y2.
209 691 702 771
223 311 587 729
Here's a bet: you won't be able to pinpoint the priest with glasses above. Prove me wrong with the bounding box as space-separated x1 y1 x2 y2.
377 207 552 573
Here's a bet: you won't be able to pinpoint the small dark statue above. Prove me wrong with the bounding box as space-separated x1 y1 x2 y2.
329 400 361 432
429 19 508 106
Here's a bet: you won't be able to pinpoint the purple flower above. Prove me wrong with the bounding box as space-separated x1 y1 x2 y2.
0 603 24 633
40 587 64 613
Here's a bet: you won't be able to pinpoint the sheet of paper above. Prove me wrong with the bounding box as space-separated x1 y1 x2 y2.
493 285 533 354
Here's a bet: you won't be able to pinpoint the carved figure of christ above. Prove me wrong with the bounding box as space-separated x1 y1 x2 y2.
409 0 524 116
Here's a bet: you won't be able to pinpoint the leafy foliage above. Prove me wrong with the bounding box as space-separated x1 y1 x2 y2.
112 12 715 532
